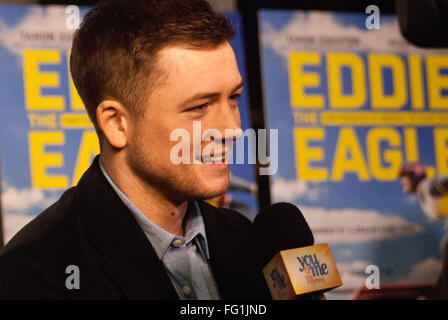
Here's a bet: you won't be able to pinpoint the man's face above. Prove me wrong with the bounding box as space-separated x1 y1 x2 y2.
401 176 415 194
126 42 242 201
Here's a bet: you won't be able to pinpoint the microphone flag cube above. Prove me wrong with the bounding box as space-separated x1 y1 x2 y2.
262 243 343 300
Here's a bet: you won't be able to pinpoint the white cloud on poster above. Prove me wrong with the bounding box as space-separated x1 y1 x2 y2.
300 205 425 243
261 11 444 59
0 6 75 55
334 260 373 291
271 177 323 202
2 212 34 244
1 184 60 243
1 184 58 213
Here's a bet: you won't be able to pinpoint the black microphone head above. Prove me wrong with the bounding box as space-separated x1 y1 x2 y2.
253 202 314 268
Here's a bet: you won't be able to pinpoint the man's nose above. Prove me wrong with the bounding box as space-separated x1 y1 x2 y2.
214 101 242 141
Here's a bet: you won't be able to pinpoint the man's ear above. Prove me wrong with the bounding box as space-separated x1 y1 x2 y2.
96 100 129 149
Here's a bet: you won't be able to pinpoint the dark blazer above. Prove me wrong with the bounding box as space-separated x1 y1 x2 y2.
0 157 270 300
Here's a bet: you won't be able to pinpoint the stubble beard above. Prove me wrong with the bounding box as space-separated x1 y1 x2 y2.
126 146 230 203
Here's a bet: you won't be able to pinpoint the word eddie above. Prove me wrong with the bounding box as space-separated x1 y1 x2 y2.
170 121 278 175
297 254 328 277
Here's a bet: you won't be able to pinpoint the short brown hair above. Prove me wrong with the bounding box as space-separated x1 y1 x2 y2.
70 0 235 133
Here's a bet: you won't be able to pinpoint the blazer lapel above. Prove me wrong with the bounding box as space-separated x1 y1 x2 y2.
200 201 270 300
199 201 247 300
76 156 178 299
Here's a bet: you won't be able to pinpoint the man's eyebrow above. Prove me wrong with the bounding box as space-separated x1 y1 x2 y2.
231 79 245 93
181 79 244 105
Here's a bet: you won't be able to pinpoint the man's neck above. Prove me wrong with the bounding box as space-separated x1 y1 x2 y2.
100 155 188 236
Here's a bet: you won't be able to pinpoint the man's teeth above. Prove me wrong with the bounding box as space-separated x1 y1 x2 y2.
193 150 231 163
202 154 227 163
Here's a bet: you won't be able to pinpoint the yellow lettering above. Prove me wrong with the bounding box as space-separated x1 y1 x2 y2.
367 128 402 181
332 128 369 181
327 53 365 108
27 113 57 129
28 131 68 188
293 111 318 125
427 55 448 109
289 52 324 108
67 51 85 111
409 55 424 110
434 128 448 175
369 54 407 109
294 128 327 181
23 50 64 110
72 131 100 185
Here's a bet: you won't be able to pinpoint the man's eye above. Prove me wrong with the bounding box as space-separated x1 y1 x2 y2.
188 103 208 112
229 93 241 101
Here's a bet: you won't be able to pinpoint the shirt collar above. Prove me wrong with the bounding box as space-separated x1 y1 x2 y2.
98 157 210 260
184 201 209 260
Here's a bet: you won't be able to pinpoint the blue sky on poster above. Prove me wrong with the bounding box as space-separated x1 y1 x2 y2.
0 6 89 242
259 9 448 288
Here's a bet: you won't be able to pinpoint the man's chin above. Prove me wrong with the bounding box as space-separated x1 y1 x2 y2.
189 179 229 201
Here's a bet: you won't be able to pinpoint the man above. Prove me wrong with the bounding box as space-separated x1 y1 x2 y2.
399 163 448 227
399 163 448 299
0 0 269 300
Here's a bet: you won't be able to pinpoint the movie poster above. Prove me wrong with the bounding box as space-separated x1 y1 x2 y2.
0 5 257 244
259 10 448 296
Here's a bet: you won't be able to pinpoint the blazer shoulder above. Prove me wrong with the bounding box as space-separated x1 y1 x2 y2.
0 186 81 274
1 186 80 251
0 187 82 299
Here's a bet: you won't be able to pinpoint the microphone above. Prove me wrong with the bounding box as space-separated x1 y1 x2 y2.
253 202 342 300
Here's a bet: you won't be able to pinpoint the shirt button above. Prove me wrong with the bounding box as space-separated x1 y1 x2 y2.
182 285 191 296
172 239 183 247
